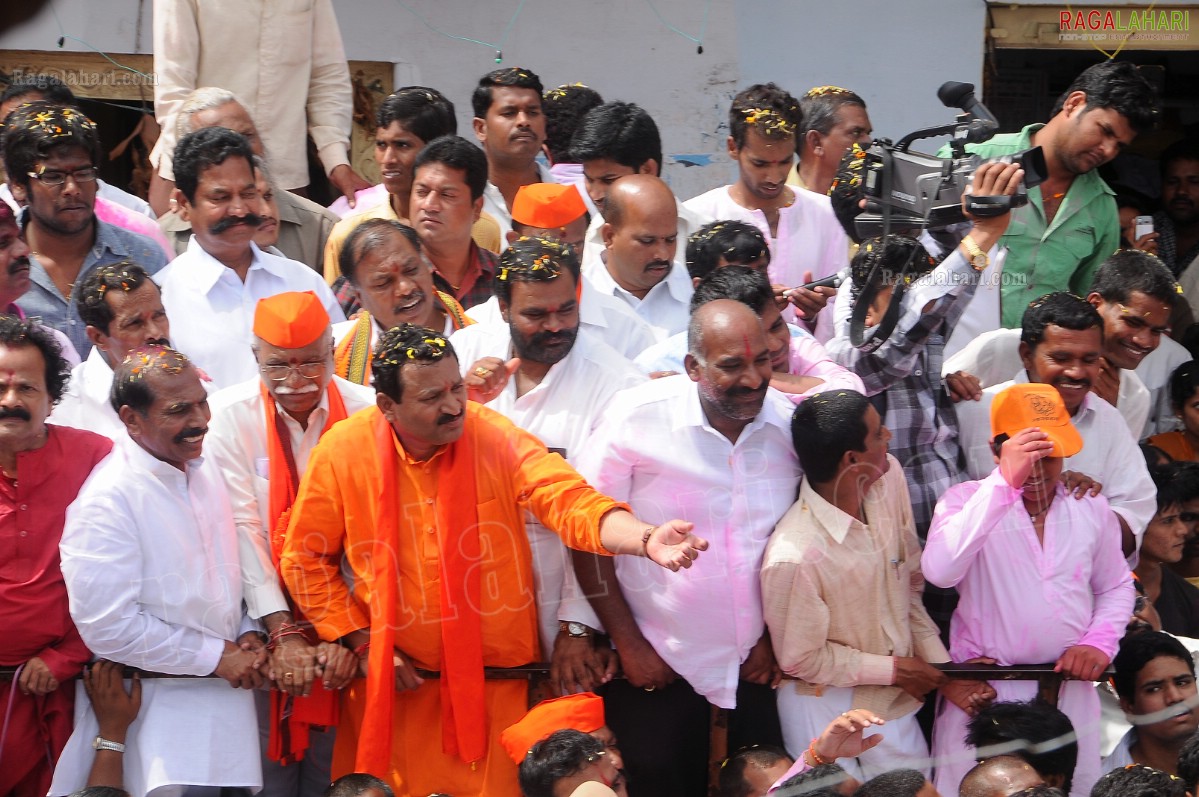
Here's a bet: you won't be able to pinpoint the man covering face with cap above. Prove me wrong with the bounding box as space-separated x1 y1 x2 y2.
205 291 375 797
923 383 1135 797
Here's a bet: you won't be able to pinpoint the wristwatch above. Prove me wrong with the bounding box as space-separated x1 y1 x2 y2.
961 235 988 271
92 736 126 753
559 621 594 639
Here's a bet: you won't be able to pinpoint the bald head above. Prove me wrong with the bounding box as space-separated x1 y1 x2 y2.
960 756 1045 797
603 174 676 229
180 91 264 158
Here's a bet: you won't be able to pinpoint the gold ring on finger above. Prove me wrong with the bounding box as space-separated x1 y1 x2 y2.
473 366 492 378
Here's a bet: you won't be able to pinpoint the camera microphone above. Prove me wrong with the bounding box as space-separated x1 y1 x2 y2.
938 81 998 143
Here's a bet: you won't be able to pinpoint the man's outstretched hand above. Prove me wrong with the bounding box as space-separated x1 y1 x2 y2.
645 520 708 571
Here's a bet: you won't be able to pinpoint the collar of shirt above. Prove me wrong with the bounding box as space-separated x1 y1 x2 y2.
20 211 139 273
179 236 288 295
590 248 693 307
672 376 791 442
1013 367 1097 423
797 476 859 544
81 346 115 403
119 433 205 489
272 386 331 438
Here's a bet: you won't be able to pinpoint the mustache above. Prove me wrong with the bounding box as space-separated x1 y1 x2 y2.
392 292 425 316
172 426 207 444
147 337 170 348
210 212 263 235
729 380 769 398
0 406 31 421
8 256 30 274
274 383 320 395
437 412 462 426
643 259 671 272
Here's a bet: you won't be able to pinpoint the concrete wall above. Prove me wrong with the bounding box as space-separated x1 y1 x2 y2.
0 0 1002 199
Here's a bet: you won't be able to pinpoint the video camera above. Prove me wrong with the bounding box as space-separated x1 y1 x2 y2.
854 81 1047 240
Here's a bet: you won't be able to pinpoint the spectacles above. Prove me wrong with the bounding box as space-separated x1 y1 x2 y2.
1134 594 1149 614
260 361 326 381
27 166 99 187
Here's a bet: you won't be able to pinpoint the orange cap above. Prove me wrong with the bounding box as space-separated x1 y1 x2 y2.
990 383 1083 457
499 692 605 763
512 183 587 230
252 291 330 349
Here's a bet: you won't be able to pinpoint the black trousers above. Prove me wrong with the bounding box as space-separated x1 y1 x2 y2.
601 677 783 797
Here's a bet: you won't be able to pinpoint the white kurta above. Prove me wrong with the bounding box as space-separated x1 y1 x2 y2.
941 327 1152 438
481 162 556 250
54 439 261 797
156 238 345 390
205 375 377 619
47 348 126 441
450 324 646 654
683 185 849 343
570 376 802 707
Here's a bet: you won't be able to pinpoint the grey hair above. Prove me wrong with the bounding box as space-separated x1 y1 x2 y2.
175 87 243 139
686 312 706 365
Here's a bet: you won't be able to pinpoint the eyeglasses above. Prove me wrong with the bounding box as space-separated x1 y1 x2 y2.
259 361 326 382
27 166 99 187
1134 594 1149 614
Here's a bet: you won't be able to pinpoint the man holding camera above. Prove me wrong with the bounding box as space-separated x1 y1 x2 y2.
959 61 1157 329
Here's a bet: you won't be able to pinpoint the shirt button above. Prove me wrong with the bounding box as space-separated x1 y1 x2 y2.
19 530 27 537
914 369 923 376
427 526 435 534
19 503 27 510
425 498 434 505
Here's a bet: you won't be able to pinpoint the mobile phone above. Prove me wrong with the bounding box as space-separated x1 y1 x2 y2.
1135 215 1154 240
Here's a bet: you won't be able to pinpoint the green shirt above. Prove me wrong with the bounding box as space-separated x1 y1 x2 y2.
940 123 1120 327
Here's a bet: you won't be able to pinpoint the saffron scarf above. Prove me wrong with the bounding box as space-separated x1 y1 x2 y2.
357 408 486 773
262 381 349 763
333 297 475 386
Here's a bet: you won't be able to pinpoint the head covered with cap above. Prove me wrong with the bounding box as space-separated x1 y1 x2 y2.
990 383 1083 458
500 692 606 764
513 183 588 230
253 291 330 349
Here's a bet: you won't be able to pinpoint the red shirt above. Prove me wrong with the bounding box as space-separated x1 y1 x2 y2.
0 424 112 677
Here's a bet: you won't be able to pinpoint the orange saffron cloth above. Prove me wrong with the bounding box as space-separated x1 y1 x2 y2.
280 403 625 796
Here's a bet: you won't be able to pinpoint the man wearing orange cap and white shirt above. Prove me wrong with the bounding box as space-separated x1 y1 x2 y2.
206 291 374 797
923 382 1135 797
500 692 622 770
467 183 656 361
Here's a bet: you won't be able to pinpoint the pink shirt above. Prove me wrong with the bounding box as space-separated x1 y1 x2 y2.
924 469 1133 664
95 196 175 262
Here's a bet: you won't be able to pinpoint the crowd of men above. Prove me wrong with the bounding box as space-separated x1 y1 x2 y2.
6 6 1199 797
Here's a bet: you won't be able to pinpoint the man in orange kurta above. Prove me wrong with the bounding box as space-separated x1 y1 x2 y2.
280 323 705 797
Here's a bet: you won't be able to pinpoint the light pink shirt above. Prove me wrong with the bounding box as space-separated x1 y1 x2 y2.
95 196 175 262
924 470 1133 664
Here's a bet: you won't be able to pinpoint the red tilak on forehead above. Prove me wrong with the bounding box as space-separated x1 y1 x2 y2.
743 334 752 360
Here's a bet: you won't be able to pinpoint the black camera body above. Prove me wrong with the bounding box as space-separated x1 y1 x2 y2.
853 81 1047 240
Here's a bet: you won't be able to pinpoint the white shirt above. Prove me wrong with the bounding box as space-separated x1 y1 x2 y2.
956 374 1157 548
465 281 657 361
48 348 126 440
49 347 217 440
450 323 647 655
54 439 261 797
571 375 802 707
482 161 556 249
1136 335 1193 437
156 237 345 389
942 327 1153 438
205 375 377 619
582 246 695 342
580 197 709 333
684 185 849 342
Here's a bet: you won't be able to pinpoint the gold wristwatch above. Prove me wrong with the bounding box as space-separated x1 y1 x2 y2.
962 235 988 271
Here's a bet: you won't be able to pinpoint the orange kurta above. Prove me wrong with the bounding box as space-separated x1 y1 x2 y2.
280 403 624 797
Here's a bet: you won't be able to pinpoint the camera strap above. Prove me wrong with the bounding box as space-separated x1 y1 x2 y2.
849 145 923 353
